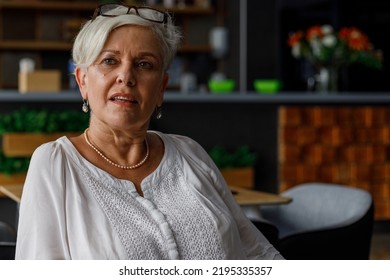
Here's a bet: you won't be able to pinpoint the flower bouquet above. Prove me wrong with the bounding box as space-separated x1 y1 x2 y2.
288 25 383 91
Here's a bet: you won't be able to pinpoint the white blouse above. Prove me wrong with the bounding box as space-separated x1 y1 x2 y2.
15 131 283 260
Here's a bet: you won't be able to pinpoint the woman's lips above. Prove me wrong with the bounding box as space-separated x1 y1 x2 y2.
109 94 139 105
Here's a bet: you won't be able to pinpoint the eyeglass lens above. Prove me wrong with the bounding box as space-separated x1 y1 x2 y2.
100 4 128 16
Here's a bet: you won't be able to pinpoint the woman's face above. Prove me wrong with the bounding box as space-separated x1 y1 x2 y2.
76 25 168 132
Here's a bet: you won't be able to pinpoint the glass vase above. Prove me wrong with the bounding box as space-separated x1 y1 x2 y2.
314 65 339 93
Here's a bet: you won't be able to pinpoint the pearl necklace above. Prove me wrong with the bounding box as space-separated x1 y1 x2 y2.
83 128 149 170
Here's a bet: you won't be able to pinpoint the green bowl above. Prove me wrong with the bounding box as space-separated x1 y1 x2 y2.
208 79 235 94
254 79 281 94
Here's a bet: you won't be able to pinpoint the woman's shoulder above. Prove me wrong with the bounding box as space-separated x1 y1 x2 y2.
33 136 66 152
155 131 205 154
153 131 214 166
30 136 71 163
168 133 201 148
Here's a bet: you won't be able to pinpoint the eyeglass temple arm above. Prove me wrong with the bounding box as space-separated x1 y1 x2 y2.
92 7 101 19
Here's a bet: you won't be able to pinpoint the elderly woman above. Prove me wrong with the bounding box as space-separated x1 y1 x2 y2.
15 4 283 260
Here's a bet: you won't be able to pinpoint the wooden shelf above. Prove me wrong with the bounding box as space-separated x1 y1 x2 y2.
0 40 210 53
0 1 96 10
155 5 214 15
179 44 211 52
1 90 390 104
0 40 72 51
0 2 214 14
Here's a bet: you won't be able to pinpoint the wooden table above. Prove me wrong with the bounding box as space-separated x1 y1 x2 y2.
0 184 23 203
229 185 292 221
230 185 291 206
0 184 292 206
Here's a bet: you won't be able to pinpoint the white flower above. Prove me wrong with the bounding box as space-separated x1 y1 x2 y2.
321 24 333 34
322 34 337 48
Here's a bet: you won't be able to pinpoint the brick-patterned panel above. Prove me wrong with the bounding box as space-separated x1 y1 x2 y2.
279 106 390 220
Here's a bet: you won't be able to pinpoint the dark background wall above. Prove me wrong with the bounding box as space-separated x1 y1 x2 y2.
150 102 279 193
223 0 279 91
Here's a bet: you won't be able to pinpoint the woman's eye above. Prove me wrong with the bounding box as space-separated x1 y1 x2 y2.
138 61 153 69
102 58 117 65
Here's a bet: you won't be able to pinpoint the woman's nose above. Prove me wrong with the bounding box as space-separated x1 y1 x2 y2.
116 64 136 87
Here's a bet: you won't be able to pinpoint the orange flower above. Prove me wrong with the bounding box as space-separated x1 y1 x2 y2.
339 27 371 51
288 31 304 47
306 25 323 41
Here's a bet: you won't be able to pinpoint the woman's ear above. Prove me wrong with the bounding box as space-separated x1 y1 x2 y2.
75 66 88 99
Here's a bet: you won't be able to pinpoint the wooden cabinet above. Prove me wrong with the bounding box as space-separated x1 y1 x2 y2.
0 1 224 90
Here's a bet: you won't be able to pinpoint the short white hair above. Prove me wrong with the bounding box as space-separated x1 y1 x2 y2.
72 11 182 72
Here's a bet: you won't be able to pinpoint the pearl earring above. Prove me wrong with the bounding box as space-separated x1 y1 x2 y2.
156 106 162 119
82 99 89 113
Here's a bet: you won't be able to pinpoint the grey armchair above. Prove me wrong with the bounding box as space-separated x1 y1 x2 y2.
261 182 374 260
0 221 16 260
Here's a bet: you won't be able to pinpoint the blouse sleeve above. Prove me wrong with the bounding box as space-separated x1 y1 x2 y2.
15 142 70 259
178 136 284 260
217 179 284 260
211 164 284 259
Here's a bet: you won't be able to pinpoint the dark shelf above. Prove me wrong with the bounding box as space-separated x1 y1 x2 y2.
1 90 390 104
